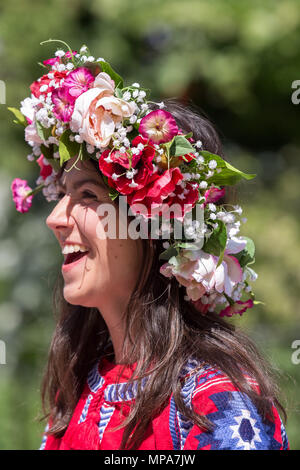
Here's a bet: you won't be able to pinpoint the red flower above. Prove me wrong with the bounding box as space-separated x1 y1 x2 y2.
191 298 212 314
219 299 254 318
127 167 191 219
37 154 53 180
99 136 155 195
30 71 68 99
163 180 199 219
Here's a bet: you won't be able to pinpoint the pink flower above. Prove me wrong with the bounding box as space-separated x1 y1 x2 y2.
160 237 246 302
70 72 136 148
11 178 33 213
219 299 254 317
37 155 53 180
139 110 178 144
127 167 184 219
99 136 155 195
204 186 226 204
160 250 217 301
213 239 246 297
25 122 44 145
63 67 94 99
43 50 77 66
51 86 75 122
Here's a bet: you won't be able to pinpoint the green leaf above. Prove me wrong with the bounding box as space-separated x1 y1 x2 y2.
109 188 119 201
169 135 195 157
233 237 255 267
7 107 27 126
114 87 123 99
200 151 256 185
253 300 266 306
58 129 80 165
202 220 227 256
159 245 179 261
35 120 52 141
40 143 53 160
175 242 198 250
97 59 124 89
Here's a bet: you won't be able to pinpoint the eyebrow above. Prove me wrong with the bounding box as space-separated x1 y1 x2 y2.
57 178 105 191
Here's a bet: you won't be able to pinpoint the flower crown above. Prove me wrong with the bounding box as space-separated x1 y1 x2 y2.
9 39 260 318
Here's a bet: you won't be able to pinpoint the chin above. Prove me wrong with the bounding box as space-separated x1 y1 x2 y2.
63 286 95 308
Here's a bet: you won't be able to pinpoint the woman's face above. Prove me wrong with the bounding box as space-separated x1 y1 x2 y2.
46 157 144 312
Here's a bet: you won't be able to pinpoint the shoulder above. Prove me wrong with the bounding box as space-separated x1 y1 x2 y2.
174 358 289 450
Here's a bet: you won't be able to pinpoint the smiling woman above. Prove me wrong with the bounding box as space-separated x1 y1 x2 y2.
9 43 289 451
46 157 144 363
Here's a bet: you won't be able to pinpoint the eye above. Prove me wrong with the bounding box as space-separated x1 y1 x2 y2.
81 190 97 200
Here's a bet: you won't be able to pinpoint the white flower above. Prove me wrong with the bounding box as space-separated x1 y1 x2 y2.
86 144 95 154
132 89 139 99
122 91 131 101
210 213 217 220
158 101 165 109
129 180 139 188
208 159 217 169
208 203 216 212
55 50 65 58
205 170 214 179
66 63 74 71
74 134 83 143
195 140 202 148
196 155 204 164
56 64 66 72
87 56 95 62
132 82 140 88
20 96 40 123
199 181 208 189
233 205 243 215
129 115 137 124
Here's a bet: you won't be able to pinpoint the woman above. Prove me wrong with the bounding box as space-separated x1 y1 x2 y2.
10 42 289 450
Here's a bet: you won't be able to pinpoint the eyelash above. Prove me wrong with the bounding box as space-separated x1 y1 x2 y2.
57 190 97 200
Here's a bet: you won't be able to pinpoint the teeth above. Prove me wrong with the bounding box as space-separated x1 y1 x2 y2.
62 244 89 255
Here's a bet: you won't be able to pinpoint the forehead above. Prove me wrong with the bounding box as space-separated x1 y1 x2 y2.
57 159 104 188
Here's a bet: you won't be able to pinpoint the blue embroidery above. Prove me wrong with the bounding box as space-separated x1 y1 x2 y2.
194 391 283 450
98 403 115 444
87 363 105 393
169 357 210 450
78 394 93 423
39 423 49 450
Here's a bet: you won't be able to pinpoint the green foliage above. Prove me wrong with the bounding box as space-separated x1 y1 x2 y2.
202 220 227 257
59 130 80 165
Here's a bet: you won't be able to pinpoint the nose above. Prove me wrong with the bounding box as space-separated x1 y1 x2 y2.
46 195 74 234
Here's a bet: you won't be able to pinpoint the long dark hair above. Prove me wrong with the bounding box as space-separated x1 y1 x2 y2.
41 99 286 450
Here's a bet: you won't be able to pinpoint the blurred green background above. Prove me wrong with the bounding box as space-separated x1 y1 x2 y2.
0 0 299 450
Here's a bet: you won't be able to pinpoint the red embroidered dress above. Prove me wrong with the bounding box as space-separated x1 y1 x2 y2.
41 356 289 450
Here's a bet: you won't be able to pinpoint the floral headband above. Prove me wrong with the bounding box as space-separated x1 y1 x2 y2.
9 39 260 318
